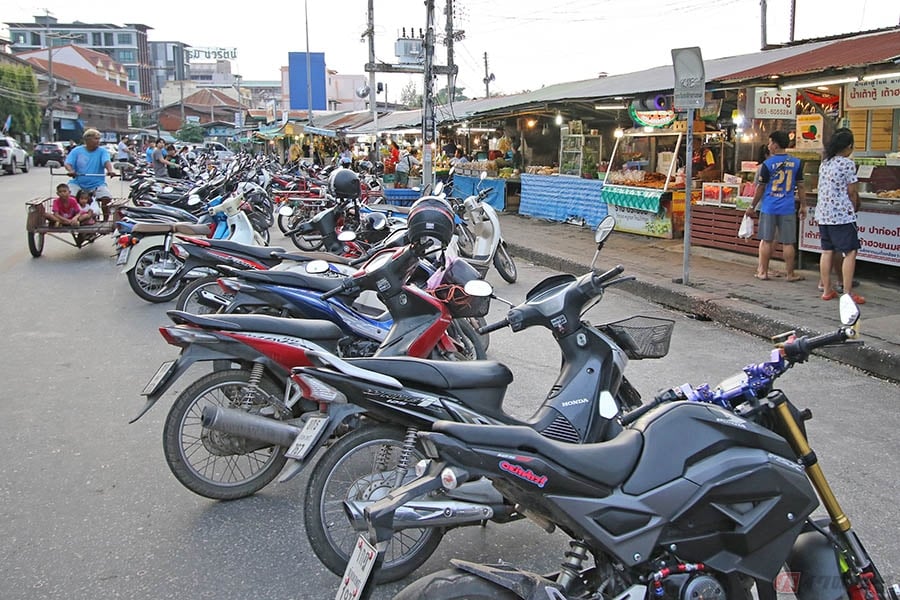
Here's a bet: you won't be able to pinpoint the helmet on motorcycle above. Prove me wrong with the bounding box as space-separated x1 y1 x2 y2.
407 197 455 250
329 167 361 199
357 160 373 174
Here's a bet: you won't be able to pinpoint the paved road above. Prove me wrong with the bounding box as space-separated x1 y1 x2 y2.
1 168 898 599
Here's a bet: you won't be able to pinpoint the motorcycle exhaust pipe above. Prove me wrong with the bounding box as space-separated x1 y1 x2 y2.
343 499 496 532
146 266 180 278
201 406 302 447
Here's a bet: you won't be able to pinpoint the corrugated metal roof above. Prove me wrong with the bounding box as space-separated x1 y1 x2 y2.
25 57 144 103
719 29 900 81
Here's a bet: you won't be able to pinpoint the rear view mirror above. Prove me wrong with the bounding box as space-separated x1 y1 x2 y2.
839 293 860 326
479 171 487 181
278 205 295 216
337 230 357 242
595 216 616 243
463 279 493 297
46 160 62 169
305 260 330 274
433 181 444 196
187 194 202 206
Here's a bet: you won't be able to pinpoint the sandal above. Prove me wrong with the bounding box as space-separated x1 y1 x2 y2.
821 291 838 301
849 293 866 305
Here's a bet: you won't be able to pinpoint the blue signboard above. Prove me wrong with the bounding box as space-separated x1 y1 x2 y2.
288 52 327 111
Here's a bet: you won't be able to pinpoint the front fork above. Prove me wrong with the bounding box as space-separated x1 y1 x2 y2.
770 391 890 597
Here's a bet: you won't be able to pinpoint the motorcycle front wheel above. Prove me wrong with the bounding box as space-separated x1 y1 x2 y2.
437 319 487 361
304 424 443 583
493 242 518 283
127 247 185 303
393 568 518 599
162 369 288 500
175 276 234 314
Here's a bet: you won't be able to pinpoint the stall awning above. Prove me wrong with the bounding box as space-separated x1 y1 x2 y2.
303 125 337 137
602 185 664 212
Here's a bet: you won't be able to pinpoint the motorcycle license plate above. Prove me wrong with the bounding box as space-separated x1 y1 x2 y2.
116 246 131 266
334 535 377 600
285 416 329 460
142 360 176 396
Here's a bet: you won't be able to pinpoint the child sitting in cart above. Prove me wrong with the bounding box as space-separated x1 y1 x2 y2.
75 189 97 225
46 183 94 227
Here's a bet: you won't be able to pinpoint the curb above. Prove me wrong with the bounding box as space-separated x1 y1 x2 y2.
506 242 900 384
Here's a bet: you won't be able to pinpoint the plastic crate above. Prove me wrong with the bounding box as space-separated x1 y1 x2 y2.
382 188 421 206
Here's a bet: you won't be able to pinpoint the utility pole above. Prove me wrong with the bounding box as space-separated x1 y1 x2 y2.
366 0 378 165
760 0 768 49
482 52 495 98
445 0 456 101
304 0 314 126
422 0 436 187
789 0 796 43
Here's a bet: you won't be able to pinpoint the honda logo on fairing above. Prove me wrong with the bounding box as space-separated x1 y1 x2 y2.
499 460 548 488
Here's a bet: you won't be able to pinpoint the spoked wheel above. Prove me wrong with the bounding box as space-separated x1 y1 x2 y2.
435 319 487 361
304 425 443 583
394 568 518 599
162 369 288 500
175 276 234 314
27 231 45 257
126 247 185 303
493 242 518 283
290 229 325 251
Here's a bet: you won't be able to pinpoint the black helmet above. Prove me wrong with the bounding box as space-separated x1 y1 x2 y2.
329 167 361 198
407 197 455 249
358 160 373 174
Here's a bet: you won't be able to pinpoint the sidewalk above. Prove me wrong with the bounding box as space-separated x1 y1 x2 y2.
499 213 900 383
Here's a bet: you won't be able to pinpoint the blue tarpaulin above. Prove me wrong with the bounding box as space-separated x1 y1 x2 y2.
451 175 505 211
519 174 608 227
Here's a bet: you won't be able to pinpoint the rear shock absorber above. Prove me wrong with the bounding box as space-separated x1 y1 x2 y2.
389 427 420 487
240 362 266 409
556 540 590 591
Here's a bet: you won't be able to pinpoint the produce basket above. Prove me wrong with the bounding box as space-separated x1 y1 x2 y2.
602 315 675 359
432 284 491 318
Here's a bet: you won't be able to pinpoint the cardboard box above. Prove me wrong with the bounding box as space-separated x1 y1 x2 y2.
672 120 706 132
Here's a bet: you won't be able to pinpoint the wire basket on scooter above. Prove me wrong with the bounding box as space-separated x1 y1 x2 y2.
432 284 491 318
602 316 675 359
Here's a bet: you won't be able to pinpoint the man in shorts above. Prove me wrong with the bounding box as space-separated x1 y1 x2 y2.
64 129 118 220
745 130 807 281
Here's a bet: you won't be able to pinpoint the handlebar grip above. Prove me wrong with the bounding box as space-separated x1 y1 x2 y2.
782 328 850 362
593 264 625 286
477 317 509 335
321 279 355 300
620 387 681 426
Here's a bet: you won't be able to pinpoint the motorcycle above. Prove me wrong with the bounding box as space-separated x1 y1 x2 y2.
453 171 517 283
348 295 900 600
200 218 664 583
137 235 489 501
118 190 267 303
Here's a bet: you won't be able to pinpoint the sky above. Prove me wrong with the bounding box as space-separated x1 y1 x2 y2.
3 0 899 99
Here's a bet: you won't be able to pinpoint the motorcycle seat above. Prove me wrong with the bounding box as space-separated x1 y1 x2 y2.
192 238 286 261
348 357 513 391
271 250 354 265
236 269 346 294
131 222 210 235
432 422 643 488
365 203 412 215
166 310 343 342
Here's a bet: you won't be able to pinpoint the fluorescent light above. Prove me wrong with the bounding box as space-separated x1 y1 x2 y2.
613 128 624 138
862 71 900 81
555 113 563 125
594 104 627 110
780 77 858 90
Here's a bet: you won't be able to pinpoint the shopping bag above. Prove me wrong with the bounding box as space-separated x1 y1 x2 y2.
88 199 103 218
738 214 754 239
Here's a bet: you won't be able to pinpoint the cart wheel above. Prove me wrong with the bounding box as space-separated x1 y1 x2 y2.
28 231 45 257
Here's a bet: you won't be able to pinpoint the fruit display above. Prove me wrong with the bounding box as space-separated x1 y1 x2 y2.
876 189 900 199
605 170 673 189
525 165 558 176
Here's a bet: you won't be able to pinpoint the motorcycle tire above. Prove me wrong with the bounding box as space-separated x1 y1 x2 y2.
468 316 490 351
455 222 476 258
493 242 518 283
304 424 444 584
289 229 325 251
127 247 185 303
393 568 518 599
175 275 234 314
162 368 288 500
437 319 487 361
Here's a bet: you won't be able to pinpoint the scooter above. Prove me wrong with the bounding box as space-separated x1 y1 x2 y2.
119 191 267 303
455 171 517 283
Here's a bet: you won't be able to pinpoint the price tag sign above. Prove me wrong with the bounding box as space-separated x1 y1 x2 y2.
672 47 706 109
857 164 875 179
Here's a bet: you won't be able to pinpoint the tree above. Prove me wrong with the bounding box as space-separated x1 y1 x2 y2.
399 81 421 109
176 122 205 143
434 85 468 104
0 64 42 141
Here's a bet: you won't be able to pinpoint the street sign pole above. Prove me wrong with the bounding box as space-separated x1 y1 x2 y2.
671 47 705 286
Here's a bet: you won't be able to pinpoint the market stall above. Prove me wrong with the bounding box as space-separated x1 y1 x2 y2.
519 173 607 226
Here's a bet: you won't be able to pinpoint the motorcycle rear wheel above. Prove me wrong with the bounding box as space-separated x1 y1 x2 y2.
127 247 185 303
162 369 288 500
393 568 518 599
304 424 443 583
175 276 234 314
493 242 517 283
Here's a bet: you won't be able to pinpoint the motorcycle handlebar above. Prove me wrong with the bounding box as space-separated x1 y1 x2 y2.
320 278 356 300
592 264 625 288
477 317 509 335
781 328 851 362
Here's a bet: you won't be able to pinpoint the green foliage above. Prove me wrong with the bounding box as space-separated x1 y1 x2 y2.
0 64 42 139
176 122 205 143
130 112 154 129
434 85 469 104
399 81 421 109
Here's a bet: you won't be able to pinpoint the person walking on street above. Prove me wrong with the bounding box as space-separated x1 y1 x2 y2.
815 128 865 304
745 130 807 281
151 139 176 178
394 146 420 188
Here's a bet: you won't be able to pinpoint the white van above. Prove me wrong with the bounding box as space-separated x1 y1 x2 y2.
203 142 234 161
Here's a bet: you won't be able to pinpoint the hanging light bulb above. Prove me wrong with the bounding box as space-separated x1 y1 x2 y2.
555 113 563 126
614 128 624 139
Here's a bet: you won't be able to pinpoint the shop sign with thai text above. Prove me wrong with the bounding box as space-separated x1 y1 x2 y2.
800 211 900 266
752 88 796 119
186 47 238 62
844 77 900 109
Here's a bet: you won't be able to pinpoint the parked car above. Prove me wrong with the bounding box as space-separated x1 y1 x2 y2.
0 136 30 174
203 141 234 161
33 142 66 167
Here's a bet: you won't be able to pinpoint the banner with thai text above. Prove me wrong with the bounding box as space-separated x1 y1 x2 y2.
844 77 900 109
752 88 796 120
799 211 900 266
186 47 238 61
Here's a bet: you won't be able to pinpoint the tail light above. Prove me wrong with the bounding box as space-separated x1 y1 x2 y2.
217 277 247 293
291 373 346 404
117 234 139 248
170 244 188 259
158 325 219 346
